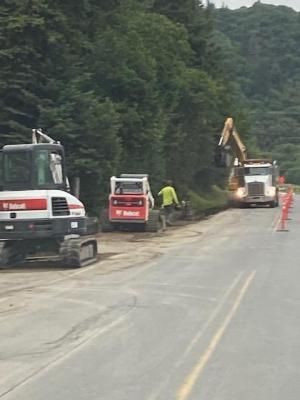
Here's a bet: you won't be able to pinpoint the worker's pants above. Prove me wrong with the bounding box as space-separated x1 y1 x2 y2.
161 205 174 229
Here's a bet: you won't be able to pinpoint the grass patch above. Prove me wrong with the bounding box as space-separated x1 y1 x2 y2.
187 185 229 214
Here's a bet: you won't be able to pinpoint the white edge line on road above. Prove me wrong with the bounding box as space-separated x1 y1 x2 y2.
0 313 129 399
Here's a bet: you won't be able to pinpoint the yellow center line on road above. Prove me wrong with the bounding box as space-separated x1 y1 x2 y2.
177 270 256 400
147 272 245 400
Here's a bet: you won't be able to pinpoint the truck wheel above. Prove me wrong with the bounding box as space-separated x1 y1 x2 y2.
100 209 114 232
145 210 161 232
269 201 276 208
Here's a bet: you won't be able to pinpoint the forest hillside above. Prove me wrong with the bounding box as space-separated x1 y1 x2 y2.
1 1 299 212
215 2 300 183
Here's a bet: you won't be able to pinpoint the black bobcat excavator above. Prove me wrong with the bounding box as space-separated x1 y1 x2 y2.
0 129 98 267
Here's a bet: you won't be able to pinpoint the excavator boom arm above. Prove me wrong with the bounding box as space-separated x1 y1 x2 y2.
219 117 247 163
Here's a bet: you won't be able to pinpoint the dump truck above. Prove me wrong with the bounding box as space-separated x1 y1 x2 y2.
218 118 279 207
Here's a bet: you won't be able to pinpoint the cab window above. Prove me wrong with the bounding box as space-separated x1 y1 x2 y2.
4 152 31 183
34 150 64 186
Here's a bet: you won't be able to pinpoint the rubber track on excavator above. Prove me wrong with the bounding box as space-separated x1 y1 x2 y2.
60 237 98 268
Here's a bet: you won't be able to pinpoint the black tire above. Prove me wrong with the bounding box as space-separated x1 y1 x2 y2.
269 201 276 208
100 209 114 232
145 210 161 232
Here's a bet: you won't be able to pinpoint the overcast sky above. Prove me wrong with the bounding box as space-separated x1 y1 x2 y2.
210 0 300 11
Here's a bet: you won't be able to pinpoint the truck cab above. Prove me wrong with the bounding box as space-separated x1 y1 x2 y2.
232 160 279 207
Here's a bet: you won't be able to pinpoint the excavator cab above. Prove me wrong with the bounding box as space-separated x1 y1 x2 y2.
215 148 231 168
1 143 68 192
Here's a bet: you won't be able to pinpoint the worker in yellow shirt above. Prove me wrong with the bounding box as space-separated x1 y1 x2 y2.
158 180 179 227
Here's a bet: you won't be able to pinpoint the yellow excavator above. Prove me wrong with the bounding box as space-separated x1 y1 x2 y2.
217 117 247 191
218 118 279 207
218 118 247 162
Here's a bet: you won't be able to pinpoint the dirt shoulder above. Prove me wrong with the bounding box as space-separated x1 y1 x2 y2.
0 212 229 315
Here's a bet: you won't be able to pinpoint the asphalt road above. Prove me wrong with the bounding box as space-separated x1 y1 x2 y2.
1 199 299 400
